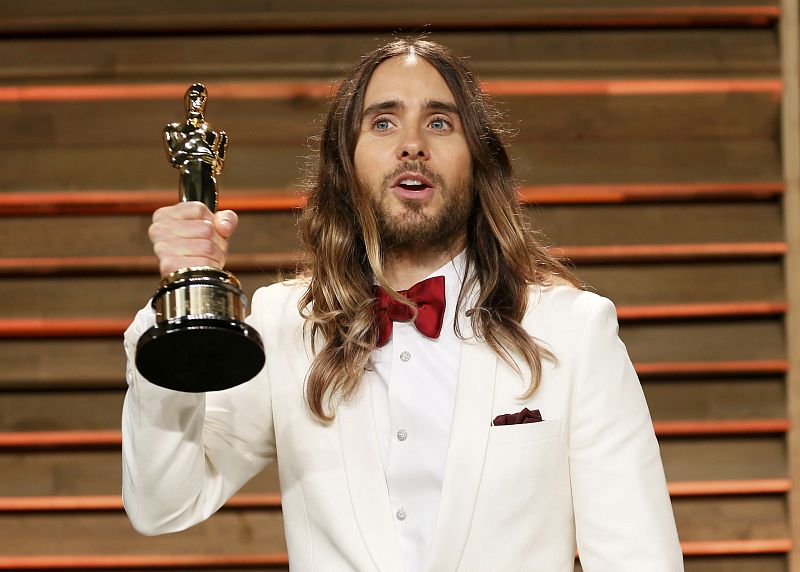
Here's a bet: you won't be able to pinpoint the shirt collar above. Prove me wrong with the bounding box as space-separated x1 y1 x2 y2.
420 249 467 307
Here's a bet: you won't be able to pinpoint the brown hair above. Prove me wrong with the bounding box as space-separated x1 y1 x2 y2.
298 38 584 421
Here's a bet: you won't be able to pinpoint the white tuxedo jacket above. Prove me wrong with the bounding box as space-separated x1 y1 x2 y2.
122 281 683 571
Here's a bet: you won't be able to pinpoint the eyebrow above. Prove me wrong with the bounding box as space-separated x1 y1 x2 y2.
362 99 460 118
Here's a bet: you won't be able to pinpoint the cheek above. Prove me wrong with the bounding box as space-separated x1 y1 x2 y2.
353 142 379 186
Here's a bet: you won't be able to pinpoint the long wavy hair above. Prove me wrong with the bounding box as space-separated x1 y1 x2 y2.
298 39 584 421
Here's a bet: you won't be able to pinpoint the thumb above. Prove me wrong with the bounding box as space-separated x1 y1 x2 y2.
214 210 239 238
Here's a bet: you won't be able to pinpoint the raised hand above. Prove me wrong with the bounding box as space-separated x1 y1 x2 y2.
148 201 238 278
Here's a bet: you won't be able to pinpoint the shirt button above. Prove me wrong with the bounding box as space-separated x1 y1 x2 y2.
396 507 407 521
399 351 411 362
397 428 408 441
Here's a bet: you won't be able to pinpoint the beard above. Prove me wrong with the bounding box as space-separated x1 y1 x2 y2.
368 163 474 250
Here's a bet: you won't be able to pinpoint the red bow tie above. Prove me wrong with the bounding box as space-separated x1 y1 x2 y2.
375 276 446 347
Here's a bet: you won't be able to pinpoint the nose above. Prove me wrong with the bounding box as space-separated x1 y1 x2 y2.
396 125 428 161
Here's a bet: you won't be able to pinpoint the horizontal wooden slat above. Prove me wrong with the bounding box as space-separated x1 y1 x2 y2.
0 430 120 450
0 479 788 512
0 78 782 102
2 29 779 86
635 359 788 377
0 553 288 570
6 140 781 193
0 242 786 277
616 301 787 320
681 538 792 555
1 419 788 450
0 319 127 338
0 183 783 216
0 190 300 216
668 478 791 496
0 301 784 338
653 419 790 436
520 182 785 204
0 436 778 496
552 242 787 263
0 494 282 512
0 3 781 38
0 540 790 570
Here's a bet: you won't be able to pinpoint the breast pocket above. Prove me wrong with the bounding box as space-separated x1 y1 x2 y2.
489 417 562 445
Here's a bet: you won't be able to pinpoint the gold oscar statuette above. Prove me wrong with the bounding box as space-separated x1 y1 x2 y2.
135 83 265 392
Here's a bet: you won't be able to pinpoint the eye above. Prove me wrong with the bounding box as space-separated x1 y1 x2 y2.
429 116 452 131
371 117 395 131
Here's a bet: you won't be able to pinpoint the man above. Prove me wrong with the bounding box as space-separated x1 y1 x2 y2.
123 39 683 571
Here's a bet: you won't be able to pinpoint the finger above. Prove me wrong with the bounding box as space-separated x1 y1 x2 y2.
214 210 239 239
150 218 218 242
153 201 214 224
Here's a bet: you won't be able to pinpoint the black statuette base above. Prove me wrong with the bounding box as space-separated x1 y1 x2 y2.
135 316 265 392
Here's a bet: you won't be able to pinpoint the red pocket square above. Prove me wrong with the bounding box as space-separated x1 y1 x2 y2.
492 407 543 426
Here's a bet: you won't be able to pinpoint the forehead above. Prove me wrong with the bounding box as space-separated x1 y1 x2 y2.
362 55 456 109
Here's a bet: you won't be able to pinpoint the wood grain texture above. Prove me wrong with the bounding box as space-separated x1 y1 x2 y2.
1 139 782 192
0 436 780 497
0 302 785 338
0 203 784 260
0 78 783 102
0 245 787 280
0 183 784 216
0 30 780 85
0 1 781 36
0 479 789 512
0 419 789 451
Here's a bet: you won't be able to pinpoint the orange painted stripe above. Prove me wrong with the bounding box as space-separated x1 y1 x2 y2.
668 478 791 496
0 318 128 338
653 418 790 436
552 242 788 263
487 78 783 96
0 540 791 569
0 480 787 513
0 183 783 216
0 190 303 215
0 419 788 450
616 301 787 320
0 493 282 512
517 181 784 204
681 538 792 556
0 554 289 570
635 359 788 377
0 242 786 277
0 430 121 449
0 78 781 103
0 300 784 339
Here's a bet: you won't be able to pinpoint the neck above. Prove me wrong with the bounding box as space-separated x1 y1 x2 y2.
382 233 466 290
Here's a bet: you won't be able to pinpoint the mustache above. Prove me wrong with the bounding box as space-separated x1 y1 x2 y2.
381 162 444 189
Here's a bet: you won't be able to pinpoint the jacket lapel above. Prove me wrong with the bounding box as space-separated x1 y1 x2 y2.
425 332 498 571
338 371 405 572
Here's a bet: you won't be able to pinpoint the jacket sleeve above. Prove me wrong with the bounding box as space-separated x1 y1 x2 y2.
569 294 683 570
121 288 275 535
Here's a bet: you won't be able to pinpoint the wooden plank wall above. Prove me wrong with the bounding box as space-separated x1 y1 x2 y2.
0 1 793 570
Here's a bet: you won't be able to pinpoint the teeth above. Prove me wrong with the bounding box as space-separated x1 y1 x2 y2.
400 179 424 186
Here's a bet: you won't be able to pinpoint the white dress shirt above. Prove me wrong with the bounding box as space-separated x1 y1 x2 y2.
369 252 466 572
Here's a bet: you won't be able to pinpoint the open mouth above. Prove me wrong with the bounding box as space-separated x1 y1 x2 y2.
397 179 431 191
392 172 434 193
